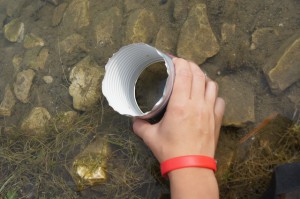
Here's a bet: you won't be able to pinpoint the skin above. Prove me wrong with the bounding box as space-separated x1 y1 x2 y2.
133 57 225 198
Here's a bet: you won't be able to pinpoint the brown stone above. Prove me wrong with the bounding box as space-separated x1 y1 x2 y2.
69 56 105 111
63 0 89 30
217 75 255 126
264 34 300 93
177 3 220 64
124 9 158 44
94 7 122 46
0 85 16 117
155 25 178 53
13 69 36 103
52 3 68 26
21 107 51 134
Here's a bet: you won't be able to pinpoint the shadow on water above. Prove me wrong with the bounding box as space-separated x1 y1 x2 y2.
0 0 299 198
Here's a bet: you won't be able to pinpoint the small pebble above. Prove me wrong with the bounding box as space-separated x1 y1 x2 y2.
43 76 53 84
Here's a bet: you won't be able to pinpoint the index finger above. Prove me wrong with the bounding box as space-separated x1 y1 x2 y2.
168 58 193 104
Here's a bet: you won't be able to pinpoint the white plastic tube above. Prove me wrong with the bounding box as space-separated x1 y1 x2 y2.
102 43 175 119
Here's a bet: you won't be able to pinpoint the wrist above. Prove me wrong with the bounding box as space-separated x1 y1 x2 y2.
169 168 219 199
160 155 217 178
169 167 215 179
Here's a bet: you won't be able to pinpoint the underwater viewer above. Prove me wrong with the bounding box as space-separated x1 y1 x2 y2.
133 57 225 199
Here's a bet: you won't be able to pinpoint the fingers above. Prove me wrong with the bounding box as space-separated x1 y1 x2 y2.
190 62 206 101
205 80 218 108
132 118 156 147
213 97 225 147
169 58 193 103
132 118 151 139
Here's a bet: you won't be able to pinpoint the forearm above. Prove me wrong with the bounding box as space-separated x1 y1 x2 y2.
169 168 219 199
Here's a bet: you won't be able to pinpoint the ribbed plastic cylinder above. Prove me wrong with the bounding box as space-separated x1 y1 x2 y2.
102 43 175 119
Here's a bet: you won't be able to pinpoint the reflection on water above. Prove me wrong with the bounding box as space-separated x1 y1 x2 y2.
0 0 299 198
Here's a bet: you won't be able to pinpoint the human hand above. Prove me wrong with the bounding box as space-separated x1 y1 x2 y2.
133 58 225 163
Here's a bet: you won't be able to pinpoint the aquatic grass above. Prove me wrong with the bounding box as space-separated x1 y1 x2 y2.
0 104 164 198
219 116 300 198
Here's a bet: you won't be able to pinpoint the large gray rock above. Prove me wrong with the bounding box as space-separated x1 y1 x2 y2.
13 69 36 103
21 107 51 134
177 3 220 64
4 19 25 42
52 3 68 26
63 0 89 30
124 9 158 44
264 35 300 93
0 85 16 117
69 56 105 111
217 75 255 126
94 7 122 47
155 25 178 53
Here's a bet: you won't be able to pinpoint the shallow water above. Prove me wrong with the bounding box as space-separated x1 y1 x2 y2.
0 0 299 198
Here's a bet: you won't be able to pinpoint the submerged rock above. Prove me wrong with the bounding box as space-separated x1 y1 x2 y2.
69 56 105 111
218 22 250 69
4 19 25 42
287 82 300 106
63 0 89 30
21 107 51 134
124 0 143 12
23 47 49 70
46 0 59 6
52 3 68 26
217 75 255 126
59 33 88 54
0 85 16 117
43 76 53 84
177 3 220 64
23 33 45 49
155 25 178 53
12 54 23 73
6 0 26 17
124 9 158 44
94 7 122 46
55 111 79 130
172 0 188 21
70 136 110 190
221 23 236 44
13 69 35 103
59 111 78 124
264 35 300 93
250 28 278 50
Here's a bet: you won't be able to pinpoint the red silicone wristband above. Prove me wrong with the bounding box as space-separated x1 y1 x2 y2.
160 155 217 178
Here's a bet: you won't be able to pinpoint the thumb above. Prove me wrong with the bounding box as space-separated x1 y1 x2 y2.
132 118 152 140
